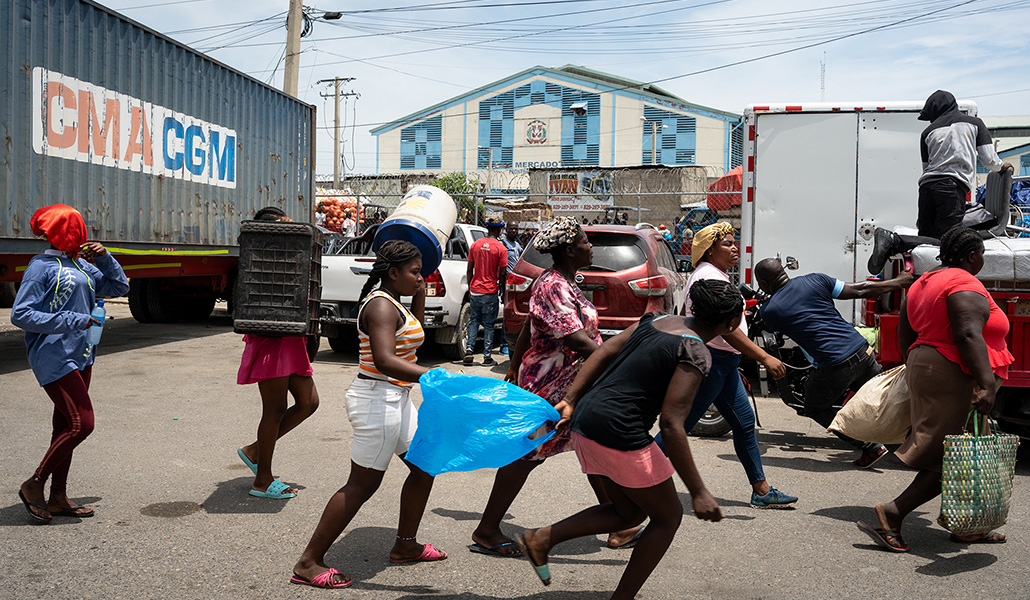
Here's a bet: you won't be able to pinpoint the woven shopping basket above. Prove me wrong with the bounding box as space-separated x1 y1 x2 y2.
938 411 1020 537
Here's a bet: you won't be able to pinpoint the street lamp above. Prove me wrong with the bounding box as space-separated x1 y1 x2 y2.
640 116 669 165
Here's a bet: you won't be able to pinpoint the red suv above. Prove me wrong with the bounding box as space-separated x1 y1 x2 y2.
504 224 687 344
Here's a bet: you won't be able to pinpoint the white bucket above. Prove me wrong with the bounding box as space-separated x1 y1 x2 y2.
373 185 458 276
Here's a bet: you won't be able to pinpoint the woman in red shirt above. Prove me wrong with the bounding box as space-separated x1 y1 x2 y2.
859 227 1013 552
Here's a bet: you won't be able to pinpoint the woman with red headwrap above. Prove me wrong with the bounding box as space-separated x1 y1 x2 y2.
10 204 128 523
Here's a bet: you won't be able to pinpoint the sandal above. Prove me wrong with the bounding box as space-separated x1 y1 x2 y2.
18 490 52 523
389 543 448 563
856 520 909 552
516 531 551 586
51 505 95 518
248 479 297 499
950 531 1006 544
290 567 352 589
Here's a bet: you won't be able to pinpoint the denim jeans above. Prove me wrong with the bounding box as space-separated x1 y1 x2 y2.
466 294 499 358
803 344 882 452
656 348 765 485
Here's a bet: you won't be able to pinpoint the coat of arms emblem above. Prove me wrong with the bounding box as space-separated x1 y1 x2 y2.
526 119 547 144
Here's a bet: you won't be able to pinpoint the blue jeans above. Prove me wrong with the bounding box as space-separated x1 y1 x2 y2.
466 294 498 358
656 348 766 485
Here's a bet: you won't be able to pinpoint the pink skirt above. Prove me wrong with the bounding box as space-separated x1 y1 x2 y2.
572 432 675 489
237 335 313 384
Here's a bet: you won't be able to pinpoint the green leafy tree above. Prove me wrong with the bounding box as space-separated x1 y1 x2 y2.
432 172 482 222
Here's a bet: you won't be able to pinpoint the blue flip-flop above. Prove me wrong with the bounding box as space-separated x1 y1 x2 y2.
237 448 258 475
249 479 296 499
516 532 550 586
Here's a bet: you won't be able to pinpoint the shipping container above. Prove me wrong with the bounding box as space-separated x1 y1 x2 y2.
0 0 316 322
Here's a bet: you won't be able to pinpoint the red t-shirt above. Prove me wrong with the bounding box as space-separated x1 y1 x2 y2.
468 237 508 294
906 268 1013 378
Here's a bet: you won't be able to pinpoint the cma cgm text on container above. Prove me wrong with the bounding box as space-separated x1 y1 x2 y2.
32 68 236 189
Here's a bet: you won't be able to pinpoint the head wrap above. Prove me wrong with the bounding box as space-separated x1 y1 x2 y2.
485 217 505 228
691 222 735 267
30 204 87 258
533 216 582 253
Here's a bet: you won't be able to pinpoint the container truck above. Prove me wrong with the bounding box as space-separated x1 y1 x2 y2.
0 0 316 321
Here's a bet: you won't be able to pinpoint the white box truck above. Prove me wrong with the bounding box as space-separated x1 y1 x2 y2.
739 101 977 323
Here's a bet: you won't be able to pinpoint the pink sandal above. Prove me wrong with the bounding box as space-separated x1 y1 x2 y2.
389 543 448 563
290 567 352 588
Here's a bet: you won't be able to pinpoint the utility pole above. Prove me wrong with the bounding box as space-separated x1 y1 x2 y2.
318 77 357 189
640 117 668 165
283 0 303 96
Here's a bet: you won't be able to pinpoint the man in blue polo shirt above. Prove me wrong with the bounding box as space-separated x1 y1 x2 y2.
754 258 915 468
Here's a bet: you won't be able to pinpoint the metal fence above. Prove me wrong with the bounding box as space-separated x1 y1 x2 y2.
317 166 741 254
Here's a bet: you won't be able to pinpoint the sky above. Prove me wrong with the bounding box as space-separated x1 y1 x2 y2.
102 0 1030 179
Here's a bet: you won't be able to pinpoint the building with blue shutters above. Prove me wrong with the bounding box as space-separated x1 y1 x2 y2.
371 65 743 192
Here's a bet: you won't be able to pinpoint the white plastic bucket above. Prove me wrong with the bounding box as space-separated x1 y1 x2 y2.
373 185 458 276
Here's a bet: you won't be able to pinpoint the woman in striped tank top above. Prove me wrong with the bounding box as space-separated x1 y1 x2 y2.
291 240 444 589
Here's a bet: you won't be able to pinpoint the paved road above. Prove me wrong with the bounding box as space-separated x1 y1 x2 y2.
1 299 1028 600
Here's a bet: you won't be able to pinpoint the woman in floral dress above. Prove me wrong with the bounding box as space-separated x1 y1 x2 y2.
470 217 641 557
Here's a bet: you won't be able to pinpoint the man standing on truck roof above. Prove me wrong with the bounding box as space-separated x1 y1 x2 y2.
868 90 1013 274
754 258 916 468
464 218 508 366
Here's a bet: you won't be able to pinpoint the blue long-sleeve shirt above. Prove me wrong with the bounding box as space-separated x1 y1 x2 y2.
11 249 129 386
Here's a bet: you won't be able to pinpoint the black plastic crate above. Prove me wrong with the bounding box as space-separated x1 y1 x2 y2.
234 220 321 337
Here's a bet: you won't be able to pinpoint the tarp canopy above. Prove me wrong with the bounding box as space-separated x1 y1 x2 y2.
707 165 742 211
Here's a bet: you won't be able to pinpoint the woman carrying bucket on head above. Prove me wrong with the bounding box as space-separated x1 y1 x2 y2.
292 187 457 589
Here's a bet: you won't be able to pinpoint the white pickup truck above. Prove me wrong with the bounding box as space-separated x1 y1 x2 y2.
319 223 501 359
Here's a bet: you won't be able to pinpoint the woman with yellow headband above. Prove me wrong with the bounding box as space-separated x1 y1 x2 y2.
655 222 799 509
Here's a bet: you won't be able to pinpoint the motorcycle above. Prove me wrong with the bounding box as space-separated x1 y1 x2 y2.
690 283 843 437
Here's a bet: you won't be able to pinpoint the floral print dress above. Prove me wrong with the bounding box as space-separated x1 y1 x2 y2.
518 269 602 460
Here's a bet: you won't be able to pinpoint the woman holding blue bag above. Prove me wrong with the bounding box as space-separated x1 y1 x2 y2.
291 240 446 589
516 279 740 599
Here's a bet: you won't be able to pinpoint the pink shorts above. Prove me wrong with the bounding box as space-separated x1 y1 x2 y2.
572 432 675 489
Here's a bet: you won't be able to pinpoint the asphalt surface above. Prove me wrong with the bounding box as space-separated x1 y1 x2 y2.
1 299 1029 600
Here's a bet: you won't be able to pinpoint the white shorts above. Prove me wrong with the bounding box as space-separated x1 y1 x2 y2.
344 377 418 471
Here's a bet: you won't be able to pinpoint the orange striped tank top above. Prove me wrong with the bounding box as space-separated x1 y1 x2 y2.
357 290 425 387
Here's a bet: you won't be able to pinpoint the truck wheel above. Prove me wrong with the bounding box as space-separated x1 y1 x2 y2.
128 279 154 323
306 335 320 361
328 326 358 353
690 407 731 437
0 282 17 308
146 279 178 323
439 302 471 360
177 297 215 321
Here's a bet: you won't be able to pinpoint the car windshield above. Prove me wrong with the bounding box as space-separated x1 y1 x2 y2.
521 231 647 272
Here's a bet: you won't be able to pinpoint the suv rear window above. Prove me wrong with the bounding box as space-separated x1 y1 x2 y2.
521 231 648 272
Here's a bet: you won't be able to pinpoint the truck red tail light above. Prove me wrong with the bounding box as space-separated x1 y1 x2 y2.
506 273 533 293
628 275 668 297
424 270 445 297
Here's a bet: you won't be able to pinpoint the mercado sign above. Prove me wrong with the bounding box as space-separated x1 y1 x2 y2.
547 171 613 212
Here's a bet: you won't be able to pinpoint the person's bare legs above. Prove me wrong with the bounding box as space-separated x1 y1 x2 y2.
243 375 319 493
293 461 385 584
522 478 680 600
588 474 645 547
390 456 440 560
472 459 542 553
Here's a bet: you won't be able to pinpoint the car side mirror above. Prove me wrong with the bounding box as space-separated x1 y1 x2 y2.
784 256 799 270
678 259 692 273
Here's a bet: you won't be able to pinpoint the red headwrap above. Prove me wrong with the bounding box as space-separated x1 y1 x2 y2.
30 204 87 257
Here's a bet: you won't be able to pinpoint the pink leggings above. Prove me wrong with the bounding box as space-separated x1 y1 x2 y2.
33 366 94 494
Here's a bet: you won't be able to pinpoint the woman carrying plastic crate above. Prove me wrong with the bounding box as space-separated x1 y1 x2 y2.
236 207 321 499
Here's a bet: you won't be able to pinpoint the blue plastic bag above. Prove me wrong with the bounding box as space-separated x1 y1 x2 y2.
405 369 560 476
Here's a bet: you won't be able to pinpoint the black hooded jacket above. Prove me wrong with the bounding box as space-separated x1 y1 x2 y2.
918 90 1002 191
